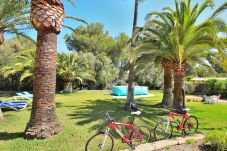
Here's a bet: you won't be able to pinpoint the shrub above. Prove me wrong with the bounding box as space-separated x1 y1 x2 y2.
185 82 196 94
203 130 227 151
204 79 217 96
204 79 227 99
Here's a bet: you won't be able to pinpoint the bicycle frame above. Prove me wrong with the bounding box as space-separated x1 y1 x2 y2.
169 111 189 130
107 121 143 143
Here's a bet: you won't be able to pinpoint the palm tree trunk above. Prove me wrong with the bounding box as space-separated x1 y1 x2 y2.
162 59 173 107
173 61 186 109
24 0 64 139
24 29 60 139
125 0 139 109
63 82 73 93
0 109 4 121
126 63 135 108
0 29 4 45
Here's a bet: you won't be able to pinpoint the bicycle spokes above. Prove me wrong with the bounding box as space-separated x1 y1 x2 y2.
184 116 198 135
154 119 173 141
85 132 114 151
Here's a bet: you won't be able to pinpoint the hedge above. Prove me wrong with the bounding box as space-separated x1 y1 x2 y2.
204 79 227 98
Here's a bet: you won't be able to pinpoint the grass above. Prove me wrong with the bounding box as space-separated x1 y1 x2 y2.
0 90 227 151
185 138 198 144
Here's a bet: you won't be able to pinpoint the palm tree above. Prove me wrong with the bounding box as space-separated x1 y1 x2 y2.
1 49 35 81
126 0 144 109
57 53 95 93
24 0 65 139
24 0 87 139
213 52 227 72
142 0 227 109
0 0 32 45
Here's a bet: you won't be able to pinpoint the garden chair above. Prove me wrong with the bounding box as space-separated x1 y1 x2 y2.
210 94 221 103
14 92 33 101
22 91 33 98
202 95 220 104
0 100 28 111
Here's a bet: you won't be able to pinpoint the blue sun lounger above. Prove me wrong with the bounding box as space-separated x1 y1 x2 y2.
22 91 33 98
14 92 33 101
0 100 28 111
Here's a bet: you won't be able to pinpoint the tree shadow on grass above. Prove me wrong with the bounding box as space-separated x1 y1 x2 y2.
0 91 15 98
0 132 24 140
67 98 168 133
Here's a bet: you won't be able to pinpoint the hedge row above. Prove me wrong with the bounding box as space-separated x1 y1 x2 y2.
204 79 227 98
185 80 227 99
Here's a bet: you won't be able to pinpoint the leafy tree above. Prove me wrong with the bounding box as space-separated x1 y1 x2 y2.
65 23 115 55
57 53 95 93
108 33 129 66
135 63 163 89
94 56 119 89
77 52 119 90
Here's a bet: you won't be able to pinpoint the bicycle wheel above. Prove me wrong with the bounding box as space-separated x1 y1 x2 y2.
154 118 173 141
130 125 151 146
85 132 114 151
183 116 198 135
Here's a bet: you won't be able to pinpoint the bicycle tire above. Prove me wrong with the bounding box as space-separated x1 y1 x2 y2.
154 119 173 141
85 132 114 151
183 115 198 135
129 125 151 146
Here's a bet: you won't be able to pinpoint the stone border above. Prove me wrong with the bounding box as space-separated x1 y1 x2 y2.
119 134 204 151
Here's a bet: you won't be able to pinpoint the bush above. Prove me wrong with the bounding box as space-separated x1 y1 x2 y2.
203 130 227 151
185 82 196 94
204 79 227 98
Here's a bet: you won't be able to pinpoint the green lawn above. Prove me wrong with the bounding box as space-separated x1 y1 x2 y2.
0 90 227 151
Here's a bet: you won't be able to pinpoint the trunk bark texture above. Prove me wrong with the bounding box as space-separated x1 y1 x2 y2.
0 109 4 121
24 29 60 139
0 30 4 45
173 61 186 109
63 82 73 93
162 59 173 107
126 64 135 108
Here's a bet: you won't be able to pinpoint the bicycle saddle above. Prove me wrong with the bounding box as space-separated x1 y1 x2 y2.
172 108 190 114
131 110 142 115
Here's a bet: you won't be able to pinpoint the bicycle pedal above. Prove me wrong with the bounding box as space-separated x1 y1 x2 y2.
130 145 136 150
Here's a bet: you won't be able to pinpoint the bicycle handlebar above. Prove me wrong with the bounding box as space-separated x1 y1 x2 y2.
105 112 114 123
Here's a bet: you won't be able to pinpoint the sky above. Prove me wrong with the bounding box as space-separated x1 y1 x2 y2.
6 0 227 52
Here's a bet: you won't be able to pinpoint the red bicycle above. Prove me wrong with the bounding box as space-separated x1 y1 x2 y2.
85 111 151 151
154 107 198 141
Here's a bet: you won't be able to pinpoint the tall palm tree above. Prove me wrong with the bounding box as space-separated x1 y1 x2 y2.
126 0 144 109
142 0 227 109
0 0 32 45
57 53 95 93
24 0 86 139
24 0 65 139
